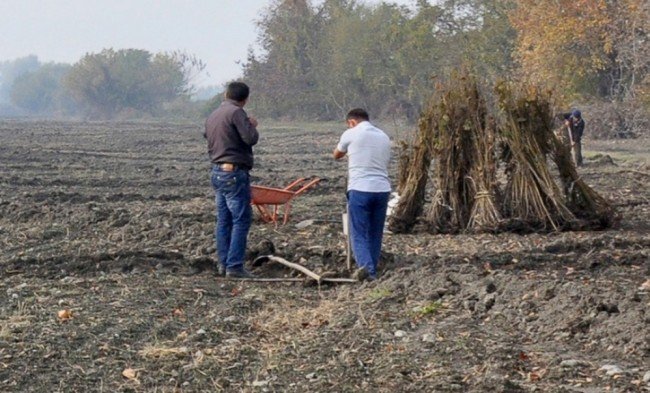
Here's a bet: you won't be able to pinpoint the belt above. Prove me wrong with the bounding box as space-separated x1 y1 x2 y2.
215 162 243 172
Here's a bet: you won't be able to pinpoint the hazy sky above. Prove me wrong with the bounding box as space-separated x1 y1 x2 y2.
0 0 413 87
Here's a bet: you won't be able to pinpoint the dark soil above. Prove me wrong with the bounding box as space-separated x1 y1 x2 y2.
0 120 648 392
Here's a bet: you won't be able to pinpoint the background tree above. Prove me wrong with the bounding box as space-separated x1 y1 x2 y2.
10 63 75 115
507 0 648 137
242 0 516 120
314 2 411 118
0 55 41 115
244 0 320 118
64 49 204 119
605 0 649 100
510 0 611 100
0 55 40 104
446 0 516 80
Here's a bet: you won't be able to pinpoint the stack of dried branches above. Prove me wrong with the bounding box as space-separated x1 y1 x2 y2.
466 115 501 231
389 74 613 234
387 114 434 233
496 82 575 230
395 140 412 195
425 73 501 232
550 133 614 228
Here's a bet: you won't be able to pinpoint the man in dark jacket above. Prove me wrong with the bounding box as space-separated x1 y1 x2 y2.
567 109 585 166
204 82 259 278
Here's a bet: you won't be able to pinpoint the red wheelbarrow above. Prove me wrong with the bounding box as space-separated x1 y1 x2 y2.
251 177 320 225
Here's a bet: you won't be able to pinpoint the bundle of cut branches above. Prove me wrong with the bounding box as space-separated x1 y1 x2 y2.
425 72 501 232
550 133 614 228
387 115 434 233
467 114 501 231
396 140 412 195
391 73 614 234
496 82 574 230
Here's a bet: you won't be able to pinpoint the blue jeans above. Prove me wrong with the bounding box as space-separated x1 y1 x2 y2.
347 190 390 277
211 167 252 271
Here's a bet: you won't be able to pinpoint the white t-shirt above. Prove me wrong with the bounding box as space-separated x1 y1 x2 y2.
336 121 391 193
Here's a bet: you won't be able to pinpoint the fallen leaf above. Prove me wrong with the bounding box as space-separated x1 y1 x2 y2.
57 309 72 320
172 308 184 317
122 368 137 379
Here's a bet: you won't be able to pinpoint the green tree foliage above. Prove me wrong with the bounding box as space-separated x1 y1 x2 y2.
242 0 516 120
10 63 76 115
64 49 204 119
244 0 321 118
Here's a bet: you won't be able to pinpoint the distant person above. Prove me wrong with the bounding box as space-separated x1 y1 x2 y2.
333 108 391 281
204 82 259 279
563 109 585 166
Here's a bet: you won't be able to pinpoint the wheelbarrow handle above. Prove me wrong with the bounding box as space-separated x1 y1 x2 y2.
283 178 306 191
291 177 320 197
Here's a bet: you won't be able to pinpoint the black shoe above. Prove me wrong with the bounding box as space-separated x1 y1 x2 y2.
226 268 255 279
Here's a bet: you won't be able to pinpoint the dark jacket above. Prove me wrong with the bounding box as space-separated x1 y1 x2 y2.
204 99 259 169
570 116 585 142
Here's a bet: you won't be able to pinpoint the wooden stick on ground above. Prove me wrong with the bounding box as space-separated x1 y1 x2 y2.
253 255 357 284
219 277 304 282
264 255 322 281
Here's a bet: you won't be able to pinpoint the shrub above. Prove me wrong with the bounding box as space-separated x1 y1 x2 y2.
581 100 648 139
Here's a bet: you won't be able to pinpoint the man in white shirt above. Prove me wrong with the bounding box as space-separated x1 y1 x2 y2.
333 108 391 281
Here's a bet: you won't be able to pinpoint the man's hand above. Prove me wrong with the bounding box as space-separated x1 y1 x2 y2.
249 116 258 128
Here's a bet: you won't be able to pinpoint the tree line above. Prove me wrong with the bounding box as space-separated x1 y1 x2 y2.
0 0 646 123
0 49 204 119
241 0 648 122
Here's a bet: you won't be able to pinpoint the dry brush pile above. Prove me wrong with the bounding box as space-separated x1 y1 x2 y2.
389 72 614 234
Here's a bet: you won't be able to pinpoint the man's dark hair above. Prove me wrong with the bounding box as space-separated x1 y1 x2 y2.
226 82 250 102
346 108 370 121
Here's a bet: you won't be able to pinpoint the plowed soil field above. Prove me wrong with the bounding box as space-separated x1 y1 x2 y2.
0 120 648 392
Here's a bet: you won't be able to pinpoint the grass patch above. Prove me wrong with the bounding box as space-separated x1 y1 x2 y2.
585 149 649 163
367 287 392 301
411 301 445 318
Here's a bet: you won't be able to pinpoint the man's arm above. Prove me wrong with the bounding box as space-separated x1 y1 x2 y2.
233 109 259 146
333 130 350 160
